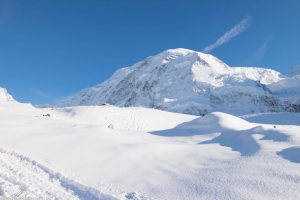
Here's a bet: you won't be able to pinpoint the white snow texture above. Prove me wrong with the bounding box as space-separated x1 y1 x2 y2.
0 88 300 199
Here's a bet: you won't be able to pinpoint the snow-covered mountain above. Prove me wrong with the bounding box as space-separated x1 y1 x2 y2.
285 65 300 76
0 88 16 102
59 48 300 115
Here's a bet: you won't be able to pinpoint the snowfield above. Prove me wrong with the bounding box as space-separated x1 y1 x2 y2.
1 90 300 199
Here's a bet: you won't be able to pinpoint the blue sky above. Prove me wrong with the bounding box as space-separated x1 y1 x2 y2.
1 0 299 104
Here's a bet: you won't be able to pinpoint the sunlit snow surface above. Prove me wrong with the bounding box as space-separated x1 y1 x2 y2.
1 96 300 199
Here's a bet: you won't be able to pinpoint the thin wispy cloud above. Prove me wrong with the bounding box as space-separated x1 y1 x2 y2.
203 15 252 53
34 88 76 105
34 88 49 99
243 36 272 65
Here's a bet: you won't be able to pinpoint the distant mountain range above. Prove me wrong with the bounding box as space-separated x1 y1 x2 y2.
57 48 300 115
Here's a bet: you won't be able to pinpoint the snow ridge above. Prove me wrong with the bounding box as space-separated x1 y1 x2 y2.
59 48 300 115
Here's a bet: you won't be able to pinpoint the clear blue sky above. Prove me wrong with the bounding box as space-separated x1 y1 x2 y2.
1 0 299 104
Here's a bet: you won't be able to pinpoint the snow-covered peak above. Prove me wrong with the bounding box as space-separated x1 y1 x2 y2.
286 65 300 77
0 88 15 102
59 48 300 115
162 48 195 55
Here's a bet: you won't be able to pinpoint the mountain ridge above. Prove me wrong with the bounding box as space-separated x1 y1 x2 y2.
55 48 300 115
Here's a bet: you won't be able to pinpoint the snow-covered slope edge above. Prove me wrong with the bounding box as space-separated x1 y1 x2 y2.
0 87 16 102
58 48 300 115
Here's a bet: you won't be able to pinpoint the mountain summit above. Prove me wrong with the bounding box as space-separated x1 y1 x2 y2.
60 48 300 115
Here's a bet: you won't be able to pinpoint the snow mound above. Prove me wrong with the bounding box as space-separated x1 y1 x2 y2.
151 112 290 156
177 112 254 131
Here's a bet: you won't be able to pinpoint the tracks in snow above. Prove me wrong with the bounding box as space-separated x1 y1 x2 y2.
105 110 148 131
0 148 149 200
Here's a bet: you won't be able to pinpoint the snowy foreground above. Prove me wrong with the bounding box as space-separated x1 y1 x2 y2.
0 101 300 199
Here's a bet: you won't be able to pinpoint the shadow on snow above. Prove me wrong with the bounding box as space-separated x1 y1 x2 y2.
277 147 300 163
150 115 289 156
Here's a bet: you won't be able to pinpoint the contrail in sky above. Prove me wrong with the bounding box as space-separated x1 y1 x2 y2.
243 36 272 65
203 15 252 53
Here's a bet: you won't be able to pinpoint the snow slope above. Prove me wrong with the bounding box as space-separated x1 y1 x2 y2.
1 88 300 199
58 48 300 115
240 112 300 126
0 88 15 102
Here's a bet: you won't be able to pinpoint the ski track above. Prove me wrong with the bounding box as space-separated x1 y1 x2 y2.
0 148 148 200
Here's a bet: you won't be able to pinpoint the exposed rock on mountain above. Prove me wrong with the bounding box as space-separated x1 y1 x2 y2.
59 48 300 115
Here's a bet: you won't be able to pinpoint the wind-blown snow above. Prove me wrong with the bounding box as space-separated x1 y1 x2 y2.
1 89 300 199
58 48 300 115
